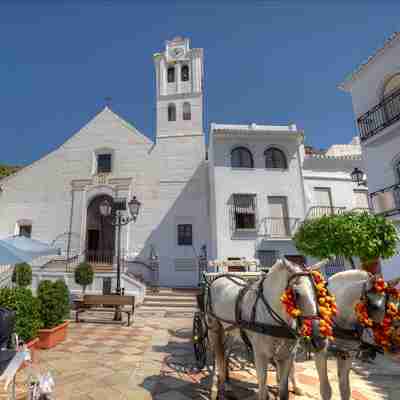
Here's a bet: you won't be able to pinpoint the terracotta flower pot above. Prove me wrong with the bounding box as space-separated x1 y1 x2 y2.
38 321 69 349
361 258 380 275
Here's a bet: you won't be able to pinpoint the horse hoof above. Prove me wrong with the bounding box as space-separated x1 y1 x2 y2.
293 387 304 396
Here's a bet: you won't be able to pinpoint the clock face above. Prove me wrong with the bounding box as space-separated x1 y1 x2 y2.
169 47 184 59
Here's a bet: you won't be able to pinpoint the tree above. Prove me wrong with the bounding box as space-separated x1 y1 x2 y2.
74 262 94 294
12 262 32 287
293 212 398 271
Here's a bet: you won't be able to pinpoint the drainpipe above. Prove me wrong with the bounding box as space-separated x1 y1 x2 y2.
66 188 75 271
296 137 308 219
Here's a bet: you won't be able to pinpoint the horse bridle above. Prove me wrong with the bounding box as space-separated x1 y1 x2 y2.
286 269 323 322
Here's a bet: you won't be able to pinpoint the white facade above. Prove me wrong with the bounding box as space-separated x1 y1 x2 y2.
0 36 367 289
208 124 366 274
340 32 400 280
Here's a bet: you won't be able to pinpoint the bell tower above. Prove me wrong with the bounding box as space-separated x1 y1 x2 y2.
153 37 204 138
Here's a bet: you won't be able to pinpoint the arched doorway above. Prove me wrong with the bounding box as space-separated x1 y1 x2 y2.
86 195 115 265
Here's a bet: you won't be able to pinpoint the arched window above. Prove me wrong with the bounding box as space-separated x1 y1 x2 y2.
231 147 254 168
264 147 287 169
168 103 176 121
167 66 175 83
181 65 189 81
182 102 191 120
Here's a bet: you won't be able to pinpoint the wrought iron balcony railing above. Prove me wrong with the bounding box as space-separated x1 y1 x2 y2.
86 250 115 265
370 182 400 216
357 87 400 142
259 217 301 238
306 206 346 219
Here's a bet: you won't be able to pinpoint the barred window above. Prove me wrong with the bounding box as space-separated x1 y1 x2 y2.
231 194 257 230
177 224 192 246
183 102 191 120
231 147 254 168
265 148 287 169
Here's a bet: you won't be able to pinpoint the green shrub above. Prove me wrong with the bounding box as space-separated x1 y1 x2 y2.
294 212 398 267
0 287 42 342
74 262 94 294
37 280 70 329
13 263 32 287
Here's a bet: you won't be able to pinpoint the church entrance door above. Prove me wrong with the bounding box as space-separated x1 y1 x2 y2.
86 195 115 265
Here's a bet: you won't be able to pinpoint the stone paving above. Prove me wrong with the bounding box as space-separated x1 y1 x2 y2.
17 309 400 399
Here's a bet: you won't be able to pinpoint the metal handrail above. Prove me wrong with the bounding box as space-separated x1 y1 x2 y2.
357 86 400 142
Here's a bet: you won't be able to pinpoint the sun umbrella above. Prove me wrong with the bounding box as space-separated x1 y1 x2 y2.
0 236 60 265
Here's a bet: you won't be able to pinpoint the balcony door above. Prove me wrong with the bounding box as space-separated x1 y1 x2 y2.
268 196 289 237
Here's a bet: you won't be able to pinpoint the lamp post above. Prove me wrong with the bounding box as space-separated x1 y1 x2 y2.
99 196 141 316
351 167 367 187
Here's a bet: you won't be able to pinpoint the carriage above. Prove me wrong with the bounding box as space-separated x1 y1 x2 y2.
192 258 264 370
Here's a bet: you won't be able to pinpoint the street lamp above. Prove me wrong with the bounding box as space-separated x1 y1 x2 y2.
351 167 367 187
99 196 141 319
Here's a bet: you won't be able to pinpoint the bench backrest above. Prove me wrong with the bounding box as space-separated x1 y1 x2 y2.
83 294 135 307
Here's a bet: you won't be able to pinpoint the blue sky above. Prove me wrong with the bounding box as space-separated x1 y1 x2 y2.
1 1 400 165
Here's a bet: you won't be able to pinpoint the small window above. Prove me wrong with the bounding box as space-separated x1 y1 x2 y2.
396 159 400 182
19 225 32 238
265 148 287 169
183 102 191 120
97 153 112 174
168 103 176 121
167 66 175 83
181 65 189 81
231 147 254 168
178 224 193 246
232 194 257 230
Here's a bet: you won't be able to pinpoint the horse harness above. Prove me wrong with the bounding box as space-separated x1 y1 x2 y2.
205 271 321 340
330 280 386 360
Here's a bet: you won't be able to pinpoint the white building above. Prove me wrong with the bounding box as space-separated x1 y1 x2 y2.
339 32 400 280
0 37 367 294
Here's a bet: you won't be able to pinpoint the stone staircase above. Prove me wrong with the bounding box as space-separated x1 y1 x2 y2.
137 287 199 315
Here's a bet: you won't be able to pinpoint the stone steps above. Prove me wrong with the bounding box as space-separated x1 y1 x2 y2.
141 286 199 311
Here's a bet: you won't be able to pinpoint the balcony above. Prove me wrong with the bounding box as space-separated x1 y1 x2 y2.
306 206 346 219
357 87 400 142
259 217 301 239
370 183 400 216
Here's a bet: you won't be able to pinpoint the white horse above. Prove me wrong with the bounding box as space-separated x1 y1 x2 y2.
288 270 398 400
205 258 328 400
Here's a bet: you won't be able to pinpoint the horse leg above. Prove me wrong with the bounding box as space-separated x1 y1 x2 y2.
207 321 225 400
277 357 293 400
289 362 303 396
212 326 227 399
253 351 268 400
337 356 352 400
314 350 332 400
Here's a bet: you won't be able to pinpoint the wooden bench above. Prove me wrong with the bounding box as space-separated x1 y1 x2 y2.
75 294 135 326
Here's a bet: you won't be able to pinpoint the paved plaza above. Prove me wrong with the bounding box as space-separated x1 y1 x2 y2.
13 309 400 399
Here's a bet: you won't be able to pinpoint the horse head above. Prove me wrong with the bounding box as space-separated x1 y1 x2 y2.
278 258 328 352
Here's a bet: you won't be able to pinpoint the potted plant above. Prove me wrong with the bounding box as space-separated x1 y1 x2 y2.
37 280 70 349
13 262 32 288
0 287 42 362
74 262 94 296
294 212 398 274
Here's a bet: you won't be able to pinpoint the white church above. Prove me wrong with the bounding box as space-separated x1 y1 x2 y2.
0 37 367 297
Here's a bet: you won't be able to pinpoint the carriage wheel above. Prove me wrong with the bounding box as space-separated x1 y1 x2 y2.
193 312 208 370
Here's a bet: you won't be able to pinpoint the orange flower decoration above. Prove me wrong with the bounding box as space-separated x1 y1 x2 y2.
355 281 400 352
281 270 337 340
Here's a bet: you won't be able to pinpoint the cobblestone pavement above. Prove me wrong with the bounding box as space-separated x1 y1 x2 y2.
21 310 400 399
